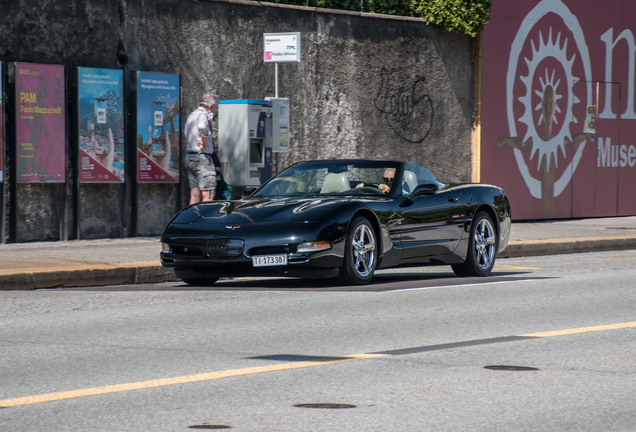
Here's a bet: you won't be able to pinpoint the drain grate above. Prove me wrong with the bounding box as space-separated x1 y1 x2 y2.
294 403 357 409
188 425 231 429
484 365 539 371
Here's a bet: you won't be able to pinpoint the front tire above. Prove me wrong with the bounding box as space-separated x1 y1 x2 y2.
452 212 497 277
339 217 377 285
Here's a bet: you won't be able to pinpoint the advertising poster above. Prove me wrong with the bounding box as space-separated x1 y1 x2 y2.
136 72 180 183
15 63 66 183
481 0 636 219
78 67 125 183
0 61 3 182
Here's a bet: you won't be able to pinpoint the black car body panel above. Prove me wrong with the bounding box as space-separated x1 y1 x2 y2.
160 159 511 282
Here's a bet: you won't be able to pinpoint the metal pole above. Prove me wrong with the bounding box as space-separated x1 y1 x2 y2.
616 83 622 216
60 183 68 241
8 63 17 242
0 65 5 244
71 68 81 240
130 72 138 237
275 63 279 98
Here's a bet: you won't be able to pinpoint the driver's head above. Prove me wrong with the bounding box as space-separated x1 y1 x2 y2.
383 168 396 186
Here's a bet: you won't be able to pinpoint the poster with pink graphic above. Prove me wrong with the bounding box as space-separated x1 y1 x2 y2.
136 71 180 183
481 0 636 219
0 61 4 182
15 63 66 183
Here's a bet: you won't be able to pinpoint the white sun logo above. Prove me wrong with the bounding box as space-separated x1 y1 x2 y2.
506 0 592 200
518 29 579 171
535 69 562 130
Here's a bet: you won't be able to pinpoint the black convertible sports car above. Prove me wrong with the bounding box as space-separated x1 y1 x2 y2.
161 159 511 285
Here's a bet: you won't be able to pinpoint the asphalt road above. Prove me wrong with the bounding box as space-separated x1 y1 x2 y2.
1 250 635 431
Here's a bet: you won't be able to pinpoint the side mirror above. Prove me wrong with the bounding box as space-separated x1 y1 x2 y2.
242 187 257 198
411 182 439 196
401 182 439 206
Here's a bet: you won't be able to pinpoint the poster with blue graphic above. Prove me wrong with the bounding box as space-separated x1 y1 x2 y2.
78 67 125 183
136 72 180 183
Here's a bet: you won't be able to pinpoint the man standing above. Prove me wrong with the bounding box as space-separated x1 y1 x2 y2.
185 93 218 204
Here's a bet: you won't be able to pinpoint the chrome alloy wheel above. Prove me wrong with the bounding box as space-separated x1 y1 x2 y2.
474 217 496 270
352 223 376 277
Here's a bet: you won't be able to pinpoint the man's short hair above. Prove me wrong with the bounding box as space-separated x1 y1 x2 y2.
201 93 218 107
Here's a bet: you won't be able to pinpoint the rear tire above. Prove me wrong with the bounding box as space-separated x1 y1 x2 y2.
452 212 497 277
181 277 219 286
339 217 377 285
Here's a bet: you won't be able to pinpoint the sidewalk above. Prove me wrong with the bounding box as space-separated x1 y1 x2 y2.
2 216 636 290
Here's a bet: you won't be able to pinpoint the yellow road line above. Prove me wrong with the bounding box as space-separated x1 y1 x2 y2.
0 354 385 408
496 265 541 269
509 235 636 244
521 321 636 338
3 321 636 408
567 257 636 261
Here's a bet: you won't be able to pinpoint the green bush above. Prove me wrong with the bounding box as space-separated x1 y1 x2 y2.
259 0 491 36
411 0 491 36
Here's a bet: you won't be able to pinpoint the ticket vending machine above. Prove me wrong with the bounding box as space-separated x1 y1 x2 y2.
218 99 273 188
265 97 290 152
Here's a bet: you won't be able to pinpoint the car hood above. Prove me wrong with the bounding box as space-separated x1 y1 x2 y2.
168 197 367 226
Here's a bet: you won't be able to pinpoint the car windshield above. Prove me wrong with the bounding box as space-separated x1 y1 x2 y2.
251 160 438 197
253 160 401 197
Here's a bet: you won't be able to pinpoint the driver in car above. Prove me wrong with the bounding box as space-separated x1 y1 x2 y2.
378 168 395 193
381 169 411 194
356 168 408 194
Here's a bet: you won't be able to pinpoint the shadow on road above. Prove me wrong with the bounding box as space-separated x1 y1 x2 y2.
66 270 549 292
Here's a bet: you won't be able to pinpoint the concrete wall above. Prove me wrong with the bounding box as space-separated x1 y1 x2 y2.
0 0 474 242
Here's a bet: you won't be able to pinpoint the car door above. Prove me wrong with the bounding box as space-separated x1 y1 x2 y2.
395 188 467 262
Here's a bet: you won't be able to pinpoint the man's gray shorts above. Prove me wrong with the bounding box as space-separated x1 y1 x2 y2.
186 153 217 191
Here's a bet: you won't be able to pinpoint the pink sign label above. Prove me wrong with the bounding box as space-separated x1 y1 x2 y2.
137 149 178 183
79 149 123 183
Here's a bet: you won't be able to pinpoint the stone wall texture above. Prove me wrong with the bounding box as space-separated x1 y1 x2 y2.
0 0 475 242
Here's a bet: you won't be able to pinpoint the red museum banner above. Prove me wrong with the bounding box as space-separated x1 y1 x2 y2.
481 0 636 219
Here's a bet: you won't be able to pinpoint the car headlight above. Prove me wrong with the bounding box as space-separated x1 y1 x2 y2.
297 241 332 253
161 243 171 253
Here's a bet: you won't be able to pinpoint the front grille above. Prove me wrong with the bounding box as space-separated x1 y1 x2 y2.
172 245 204 258
248 245 292 256
207 239 244 258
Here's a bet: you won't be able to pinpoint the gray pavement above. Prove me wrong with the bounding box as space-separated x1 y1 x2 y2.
2 216 636 290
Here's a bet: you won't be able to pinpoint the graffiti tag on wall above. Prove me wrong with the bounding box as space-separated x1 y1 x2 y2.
374 68 433 143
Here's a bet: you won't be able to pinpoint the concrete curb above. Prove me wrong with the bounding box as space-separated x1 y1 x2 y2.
0 262 178 291
500 235 636 258
3 236 636 290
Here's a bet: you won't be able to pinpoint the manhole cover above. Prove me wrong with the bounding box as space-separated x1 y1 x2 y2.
484 365 539 371
294 403 357 409
188 425 231 430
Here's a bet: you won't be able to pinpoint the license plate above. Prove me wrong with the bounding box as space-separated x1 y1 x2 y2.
252 254 288 267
